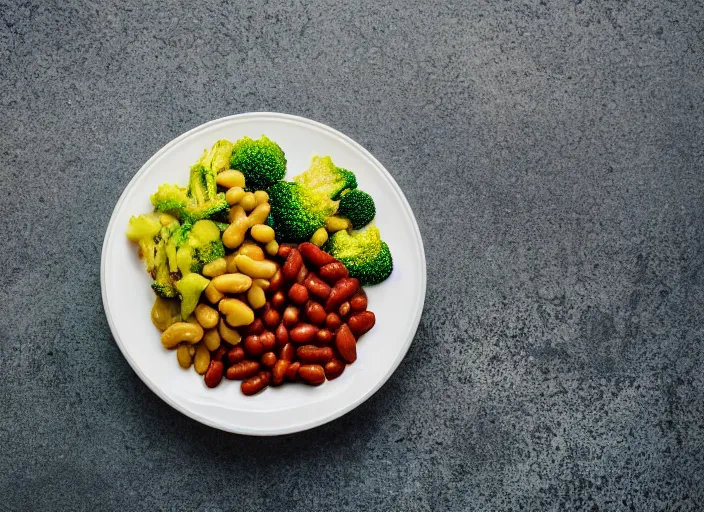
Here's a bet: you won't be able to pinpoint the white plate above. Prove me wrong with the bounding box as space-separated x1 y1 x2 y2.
101 113 426 435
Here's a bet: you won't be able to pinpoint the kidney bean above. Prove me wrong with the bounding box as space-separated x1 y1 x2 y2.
338 302 351 317
243 335 264 356
305 300 327 325
241 371 271 395
261 351 277 367
316 328 333 345
290 323 319 344
283 306 299 327
350 293 367 312
282 248 303 281
212 346 228 362
226 360 261 380
272 359 290 385
296 262 309 283
259 331 276 351
297 345 333 364
285 361 301 381
324 359 345 380
325 312 342 331
280 342 295 362
298 242 336 267
246 318 265 335
325 278 360 312
263 307 280 328
204 361 224 388
271 290 286 310
298 364 326 385
269 270 283 293
277 245 292 259
304 273 331 300
288 283 309 305
319 262 349 284
335 324 357 363
348 311 376 337
227 345 245 364
275 323 289 347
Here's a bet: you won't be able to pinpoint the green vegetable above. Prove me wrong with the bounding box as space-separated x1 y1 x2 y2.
151 164 228 224
268 181 338 242
230 135 286 189
126 214 162 273
196 139 235 174
173 220 225 274
337 189 376 229
187 163 218 204
293 155 357 200
176 246 193 276
188 220 225 273
150 184 189 219
151 239 178 298
175 273 210 319
183 163 228 222
326 226 393 285
126 214 162 242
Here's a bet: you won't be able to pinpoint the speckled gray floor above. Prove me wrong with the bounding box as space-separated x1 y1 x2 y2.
1 1 703 510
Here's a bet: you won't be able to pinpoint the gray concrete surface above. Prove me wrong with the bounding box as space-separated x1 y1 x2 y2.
2 0 703 510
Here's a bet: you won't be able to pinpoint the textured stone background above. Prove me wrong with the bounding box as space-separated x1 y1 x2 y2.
2 0 703 510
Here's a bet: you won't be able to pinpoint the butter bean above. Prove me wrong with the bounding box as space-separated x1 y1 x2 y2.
251 224 275 244
194 343 211 375
216 170 245 189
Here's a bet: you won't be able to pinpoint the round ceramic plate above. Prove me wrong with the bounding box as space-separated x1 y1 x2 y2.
101 113 426 435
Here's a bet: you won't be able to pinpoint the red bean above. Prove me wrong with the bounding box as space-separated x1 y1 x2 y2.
282 248 303 281
297 345 334 364
325 313 342 331
288 283 309 305
261 351 277 367
204 361 224 388
324 359 345 380
305 300 327 325
241 371 271 395
283 306 299 327
348 311 376 337
226 361 261 380
227 345 245 364
290 323 319 344
298 364 325 385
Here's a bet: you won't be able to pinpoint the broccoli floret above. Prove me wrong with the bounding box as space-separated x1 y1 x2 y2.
192 241 224 273
127 214 180 295
269 181 338 242
337 189 376 229
175 273 210 319
126 214 162 272
196 139 235 174
326 226 393 285
151 166 228 224
186 220 225 273
180 162 229 222
230 135 286 189
182 196 228 223
150 184 189 218
158 221 183 273
151 239 178 298
187 163 218 204
294 155 357 200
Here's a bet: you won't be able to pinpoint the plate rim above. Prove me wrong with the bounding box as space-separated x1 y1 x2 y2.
101 112 427 435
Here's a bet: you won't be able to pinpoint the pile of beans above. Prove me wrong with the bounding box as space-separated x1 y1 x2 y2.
153 169 376 396
209 242 376 395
